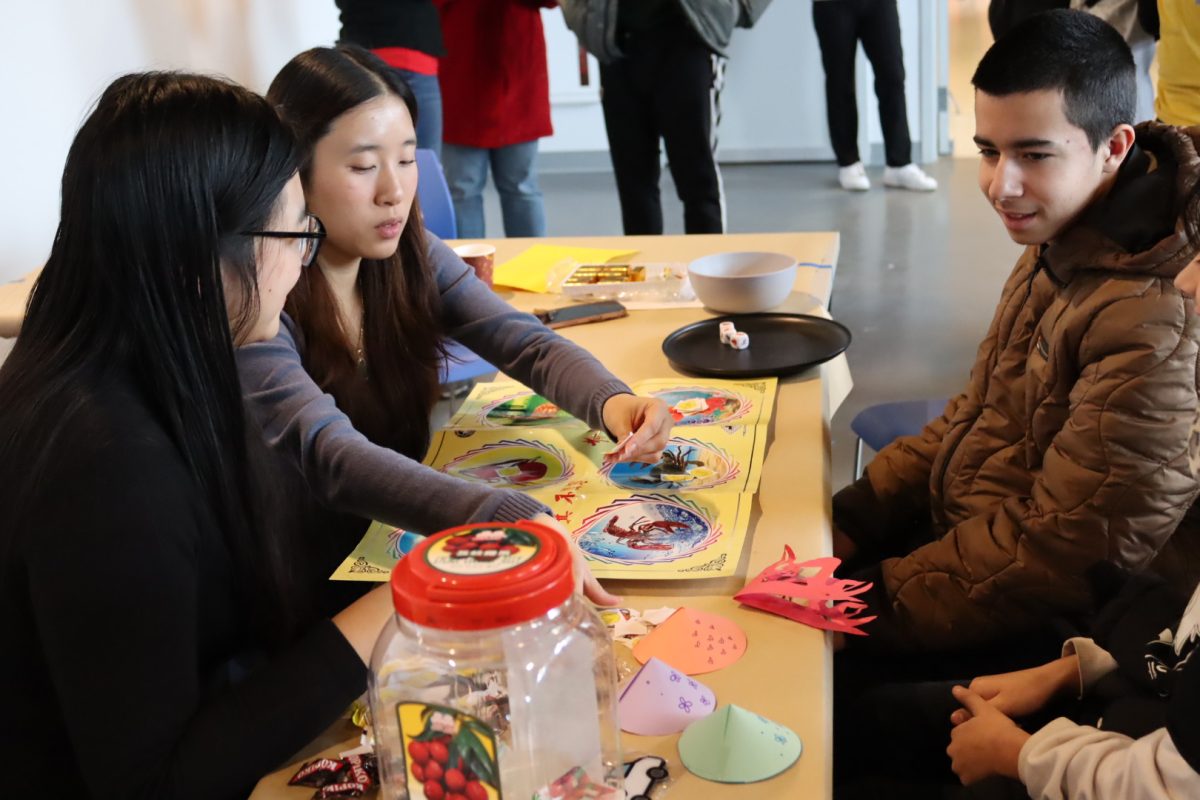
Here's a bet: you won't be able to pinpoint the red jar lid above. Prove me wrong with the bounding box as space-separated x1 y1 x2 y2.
390 521 574 631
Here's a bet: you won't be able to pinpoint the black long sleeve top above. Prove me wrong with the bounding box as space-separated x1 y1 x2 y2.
0 371 367 798
335 0 445 56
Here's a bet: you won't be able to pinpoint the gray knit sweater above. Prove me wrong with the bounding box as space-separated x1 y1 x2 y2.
237 234 631 536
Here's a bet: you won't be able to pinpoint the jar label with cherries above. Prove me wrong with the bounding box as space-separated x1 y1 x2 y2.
398 702 500 800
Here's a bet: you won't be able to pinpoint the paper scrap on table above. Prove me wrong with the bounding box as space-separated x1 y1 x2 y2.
619 657 716 735
734 546 876 635
678 704 802 783
602 606 678 648
613 618 650 639
641 606 677 626
493 244 638 293
633 607 747 675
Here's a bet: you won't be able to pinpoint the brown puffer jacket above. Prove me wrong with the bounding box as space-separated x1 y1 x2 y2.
835 123 1200 653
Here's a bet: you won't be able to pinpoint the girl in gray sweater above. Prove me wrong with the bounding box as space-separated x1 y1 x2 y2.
237 46 672 603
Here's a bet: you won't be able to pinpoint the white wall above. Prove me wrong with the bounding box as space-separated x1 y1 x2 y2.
0 0 341 284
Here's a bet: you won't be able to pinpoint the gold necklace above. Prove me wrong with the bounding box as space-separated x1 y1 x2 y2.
354 320 367 374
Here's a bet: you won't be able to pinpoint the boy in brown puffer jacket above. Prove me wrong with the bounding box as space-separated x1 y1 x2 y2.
835 9 1200 657
833 12 1200 794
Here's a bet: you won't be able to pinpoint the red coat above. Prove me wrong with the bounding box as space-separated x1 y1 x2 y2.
437 0 555 149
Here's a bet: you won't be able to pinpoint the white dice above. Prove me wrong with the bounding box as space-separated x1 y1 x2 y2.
719 322 749 350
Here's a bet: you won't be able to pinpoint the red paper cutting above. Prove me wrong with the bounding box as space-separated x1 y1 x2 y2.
734 546 876 635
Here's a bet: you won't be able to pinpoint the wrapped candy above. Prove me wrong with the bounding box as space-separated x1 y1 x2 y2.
734 546 876 635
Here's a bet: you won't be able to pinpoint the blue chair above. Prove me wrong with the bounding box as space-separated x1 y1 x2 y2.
440 339 498 385
416 149 497 387
850 398 948 479
416 148 458 240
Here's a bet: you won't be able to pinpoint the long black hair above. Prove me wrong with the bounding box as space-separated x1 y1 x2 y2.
268 45 447 460
0 72 301 635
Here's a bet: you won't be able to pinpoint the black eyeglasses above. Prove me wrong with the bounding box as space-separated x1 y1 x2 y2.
242 214 326 267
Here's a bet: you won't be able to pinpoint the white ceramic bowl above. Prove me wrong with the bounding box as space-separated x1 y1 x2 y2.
687 252 798 313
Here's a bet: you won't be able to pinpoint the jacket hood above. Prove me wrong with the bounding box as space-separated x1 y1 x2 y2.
1041 122 1200 283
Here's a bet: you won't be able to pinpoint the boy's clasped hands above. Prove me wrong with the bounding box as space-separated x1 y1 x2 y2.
947 655 1081 784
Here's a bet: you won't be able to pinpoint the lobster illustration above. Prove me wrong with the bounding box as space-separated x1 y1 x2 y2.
603 515 689 551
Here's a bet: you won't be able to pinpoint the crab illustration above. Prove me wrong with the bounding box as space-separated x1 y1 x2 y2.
639 446 708 485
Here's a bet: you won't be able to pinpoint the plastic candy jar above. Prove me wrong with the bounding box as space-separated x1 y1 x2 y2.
368 521 623 800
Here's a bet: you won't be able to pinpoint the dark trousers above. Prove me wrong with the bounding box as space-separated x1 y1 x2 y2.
833 633 1072 799
599 30 725 235
812 0 913 168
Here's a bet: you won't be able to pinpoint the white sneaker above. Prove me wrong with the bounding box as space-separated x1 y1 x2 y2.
838 162 871 191
883 163 938 192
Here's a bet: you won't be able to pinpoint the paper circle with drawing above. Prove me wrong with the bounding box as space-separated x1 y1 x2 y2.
441 439 574 489
574 495 721 565
603 438 738 491
619 657 717 735
677 704 801 782
652 386 749 426
480 391 573 427
633 607 747 675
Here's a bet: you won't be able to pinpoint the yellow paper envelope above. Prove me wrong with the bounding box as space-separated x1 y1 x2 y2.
493 245 638 293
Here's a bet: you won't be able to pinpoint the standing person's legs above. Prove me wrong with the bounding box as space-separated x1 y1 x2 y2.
441 143 491 238
857 0 912 168
858 0 937 190
600 55 665 235
813 0 864 167
490 140 547 237
391 69 443 158
655 37 726 234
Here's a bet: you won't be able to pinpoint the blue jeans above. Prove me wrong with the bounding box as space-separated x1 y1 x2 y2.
441 140 546 238
389 69 442 158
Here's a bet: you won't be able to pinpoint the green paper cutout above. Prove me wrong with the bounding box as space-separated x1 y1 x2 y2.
677 704 802 783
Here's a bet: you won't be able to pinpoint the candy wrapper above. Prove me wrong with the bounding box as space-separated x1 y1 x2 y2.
535 766 623 800
734 546 875 635
290 753 377 798
289 758 346 788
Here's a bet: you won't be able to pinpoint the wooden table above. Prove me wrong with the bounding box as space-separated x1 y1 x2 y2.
257 231 843 799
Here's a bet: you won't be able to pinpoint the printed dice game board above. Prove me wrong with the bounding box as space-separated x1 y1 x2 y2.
332 377 777 581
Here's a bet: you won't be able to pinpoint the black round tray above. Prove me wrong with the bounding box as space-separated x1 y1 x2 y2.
661 313 852 378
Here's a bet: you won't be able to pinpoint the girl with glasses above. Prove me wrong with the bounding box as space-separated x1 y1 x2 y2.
238 45 673 603
0 73 394 797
